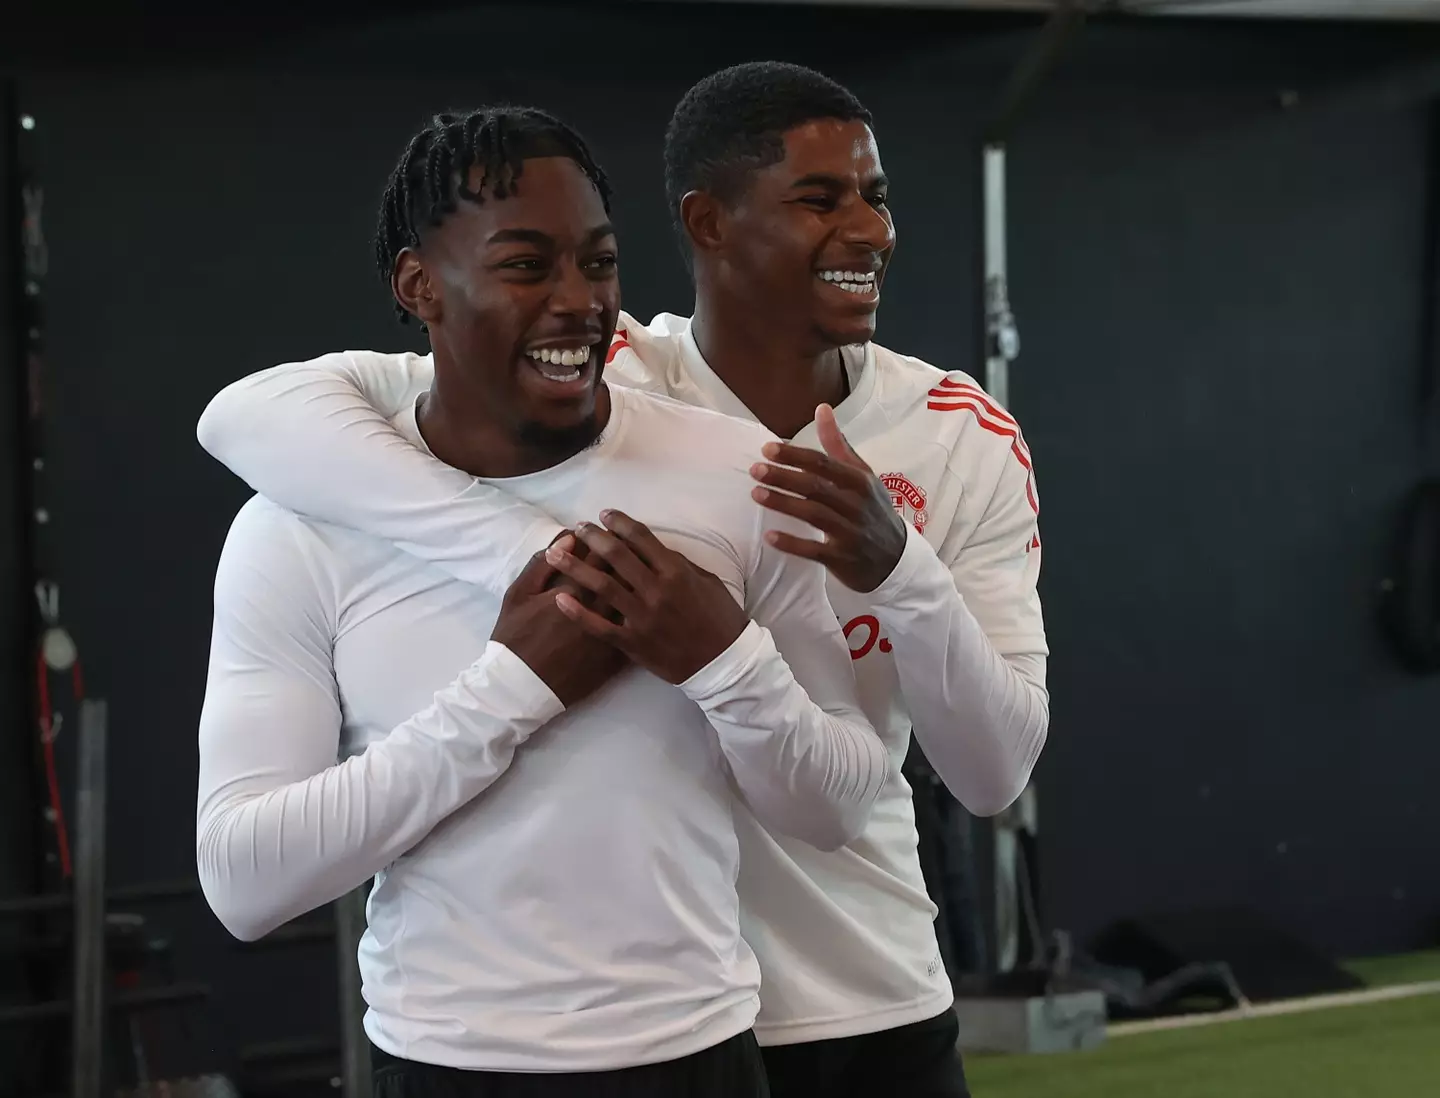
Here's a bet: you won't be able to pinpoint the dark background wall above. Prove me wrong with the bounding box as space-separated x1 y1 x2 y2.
3 0 1439 1073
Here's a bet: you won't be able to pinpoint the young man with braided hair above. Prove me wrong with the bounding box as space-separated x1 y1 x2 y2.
199 64 1050 1097
196 105 890 1097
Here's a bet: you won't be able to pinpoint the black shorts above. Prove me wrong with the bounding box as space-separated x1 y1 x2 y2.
759 1008 969 1098
371 1030 768 1098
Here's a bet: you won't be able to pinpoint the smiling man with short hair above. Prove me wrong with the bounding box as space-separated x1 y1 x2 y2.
195 104 887 1098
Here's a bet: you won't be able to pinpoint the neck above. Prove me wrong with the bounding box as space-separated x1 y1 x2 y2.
690 288 848 440
419 350 609 479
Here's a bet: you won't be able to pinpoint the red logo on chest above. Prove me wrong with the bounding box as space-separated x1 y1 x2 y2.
880 472 928 533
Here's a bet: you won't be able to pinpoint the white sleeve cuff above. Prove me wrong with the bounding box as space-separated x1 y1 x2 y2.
475 640 567 721
869 522 949 610
677 620 770 701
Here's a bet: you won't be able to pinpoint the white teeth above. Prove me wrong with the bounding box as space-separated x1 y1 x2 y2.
525 346 591 382
527 347 593 369
819 270 876 292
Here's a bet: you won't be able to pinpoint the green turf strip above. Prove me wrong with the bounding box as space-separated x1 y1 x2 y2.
967 994 1440 1098
965 952 1440 1098
1344 949 1440 988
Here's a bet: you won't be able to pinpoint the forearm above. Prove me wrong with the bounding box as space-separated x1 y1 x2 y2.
196 643 561 940
681 622 887 851
196 352 561 594
873 532 1049 817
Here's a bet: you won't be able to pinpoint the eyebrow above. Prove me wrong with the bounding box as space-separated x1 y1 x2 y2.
789 172 890 192
486 223 616 248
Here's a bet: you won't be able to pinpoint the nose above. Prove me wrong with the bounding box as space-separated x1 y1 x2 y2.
840 197 894 256
548 256 602 318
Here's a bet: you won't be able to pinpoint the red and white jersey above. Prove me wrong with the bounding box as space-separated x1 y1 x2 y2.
601 314 1048 1043
195 309 1049 1047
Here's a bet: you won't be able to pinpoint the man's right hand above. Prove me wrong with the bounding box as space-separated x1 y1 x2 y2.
491 534 630 707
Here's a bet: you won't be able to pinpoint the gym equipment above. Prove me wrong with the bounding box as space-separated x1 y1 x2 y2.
4 97 220 1095
334 887 373 1098
973 0 1089 980
0 879 201 918
72 698 106 1098
236 889 373 1098
0 700 213 1098
1090 906 1363 1011
953 986 1107 1055
904 739 987 979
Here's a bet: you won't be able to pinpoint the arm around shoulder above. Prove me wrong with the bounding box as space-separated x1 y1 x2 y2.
195 350 563 594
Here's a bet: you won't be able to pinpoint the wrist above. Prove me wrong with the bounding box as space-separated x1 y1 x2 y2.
678 621 767 700
470 641 566 720
869 524 943 610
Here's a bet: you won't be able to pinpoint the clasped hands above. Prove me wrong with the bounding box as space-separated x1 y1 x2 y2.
490 405 905 707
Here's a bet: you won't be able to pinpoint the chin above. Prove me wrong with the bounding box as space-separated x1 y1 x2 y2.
815 316 878 349
517 384 607 455
516 415 603 456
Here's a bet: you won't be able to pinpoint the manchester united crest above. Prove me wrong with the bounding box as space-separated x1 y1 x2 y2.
880 472 928 534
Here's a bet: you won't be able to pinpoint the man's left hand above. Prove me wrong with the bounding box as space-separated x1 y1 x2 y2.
749 404 907 593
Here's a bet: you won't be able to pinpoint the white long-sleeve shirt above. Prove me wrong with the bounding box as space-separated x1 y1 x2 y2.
196 383 885 1070
196 311 1050 1045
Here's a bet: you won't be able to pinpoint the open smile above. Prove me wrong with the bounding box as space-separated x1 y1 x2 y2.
816 267 879 302
521 341 601 398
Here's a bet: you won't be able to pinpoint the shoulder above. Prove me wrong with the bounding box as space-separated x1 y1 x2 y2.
336 348 436 393
220 496 316 562
267 348 433 379
332 348 429 369
216 496 329 577
606 387 774 567
869 343 1032 478
603 311 690 395
612 384 773 469
214 497 357 612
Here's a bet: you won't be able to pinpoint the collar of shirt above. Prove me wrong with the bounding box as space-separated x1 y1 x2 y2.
675 322 878 445
391 385 631 491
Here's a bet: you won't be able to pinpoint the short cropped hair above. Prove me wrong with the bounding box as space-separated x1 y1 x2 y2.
662 61 872 245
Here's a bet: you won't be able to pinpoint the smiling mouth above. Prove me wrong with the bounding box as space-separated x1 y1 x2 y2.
525 344 598 385
817 269 878 296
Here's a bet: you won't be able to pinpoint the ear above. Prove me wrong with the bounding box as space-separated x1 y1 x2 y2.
392 247 441 328
679 190 726 255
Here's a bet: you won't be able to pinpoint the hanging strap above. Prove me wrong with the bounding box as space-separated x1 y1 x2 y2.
11 101 86 873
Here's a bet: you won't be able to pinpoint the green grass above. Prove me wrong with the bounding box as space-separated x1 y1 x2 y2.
1345 948 1440 988
965 953 1440 1098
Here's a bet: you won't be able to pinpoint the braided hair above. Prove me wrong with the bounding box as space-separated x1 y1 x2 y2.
375 106 613 323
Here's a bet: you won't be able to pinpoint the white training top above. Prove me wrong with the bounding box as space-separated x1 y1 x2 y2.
196 383 888 1070
196 311 1050 1046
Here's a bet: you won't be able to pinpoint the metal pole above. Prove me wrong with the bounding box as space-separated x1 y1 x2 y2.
0 75 38 1089
983 144 1017 408
71 698 107 1098
978 0 1088 978
980 0 1087 406
334 887 371 1098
